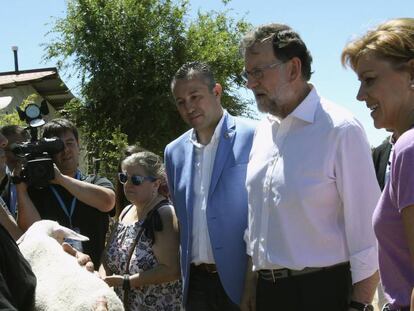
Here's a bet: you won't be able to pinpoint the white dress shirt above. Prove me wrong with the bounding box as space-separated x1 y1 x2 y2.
190 112 225 265
384 135 395 186
245 86 380 284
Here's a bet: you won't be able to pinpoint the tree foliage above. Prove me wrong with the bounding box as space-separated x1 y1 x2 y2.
45 0 252 176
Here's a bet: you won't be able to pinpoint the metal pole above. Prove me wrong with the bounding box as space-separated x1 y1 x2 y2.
11 46 19 73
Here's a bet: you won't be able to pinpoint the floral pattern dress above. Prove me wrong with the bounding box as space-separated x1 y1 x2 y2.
105 206 182 311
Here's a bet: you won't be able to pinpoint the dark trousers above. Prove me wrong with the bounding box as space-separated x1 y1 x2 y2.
185 265 240 311
257 263 352 311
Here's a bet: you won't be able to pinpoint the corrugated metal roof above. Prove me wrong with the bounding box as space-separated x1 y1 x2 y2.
0 68 75 110
0 70 56 86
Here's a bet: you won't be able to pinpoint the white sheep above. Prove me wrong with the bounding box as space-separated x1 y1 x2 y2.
17 220 124 311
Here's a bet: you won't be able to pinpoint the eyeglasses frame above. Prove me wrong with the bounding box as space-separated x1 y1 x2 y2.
118 172 157 186
241 60 285 83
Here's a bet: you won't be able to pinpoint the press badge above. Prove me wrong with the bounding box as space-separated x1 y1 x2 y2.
64 227 84 252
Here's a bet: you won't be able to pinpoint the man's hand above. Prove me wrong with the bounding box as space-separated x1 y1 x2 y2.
240 275 257 311
12 163 28 190
62 242 95 272
240 257 257 311
50 164 65 185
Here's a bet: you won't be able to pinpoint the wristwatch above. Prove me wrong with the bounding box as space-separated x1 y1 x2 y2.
349 300 374 311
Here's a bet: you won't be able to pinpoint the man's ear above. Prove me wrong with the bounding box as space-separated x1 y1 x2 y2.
213 83 223 97
288 57 302 82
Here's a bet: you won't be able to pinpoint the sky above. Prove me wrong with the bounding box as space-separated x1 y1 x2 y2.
1 0 413 146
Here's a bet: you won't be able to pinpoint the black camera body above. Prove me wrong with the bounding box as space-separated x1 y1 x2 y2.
12 102 64 188
12 138 64 188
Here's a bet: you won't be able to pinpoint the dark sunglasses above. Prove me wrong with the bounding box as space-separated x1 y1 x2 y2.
118 172 157 186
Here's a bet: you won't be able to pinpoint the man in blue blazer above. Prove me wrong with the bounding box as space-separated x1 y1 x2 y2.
165 61 255 311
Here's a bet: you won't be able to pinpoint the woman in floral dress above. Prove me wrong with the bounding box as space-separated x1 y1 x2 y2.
100 151 182 311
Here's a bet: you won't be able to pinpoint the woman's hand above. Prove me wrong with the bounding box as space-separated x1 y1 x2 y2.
103 275 123 287
62 242 95 273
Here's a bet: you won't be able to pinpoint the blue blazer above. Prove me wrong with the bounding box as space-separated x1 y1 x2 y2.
164 112 255 305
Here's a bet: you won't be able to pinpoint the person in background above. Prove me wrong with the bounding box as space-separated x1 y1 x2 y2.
0 130 103 310
0 125 29 217
372 133 394 191
100 151 181 311
240 23 380 311
342 17 414 311
16 118 115 267
0 147 7 193
0 130 35 310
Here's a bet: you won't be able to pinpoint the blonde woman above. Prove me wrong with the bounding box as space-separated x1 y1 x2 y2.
342 18 414 311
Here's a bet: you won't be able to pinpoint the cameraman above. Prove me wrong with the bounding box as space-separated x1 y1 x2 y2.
0 130 110 310
0 125 29 218
16 118 115 267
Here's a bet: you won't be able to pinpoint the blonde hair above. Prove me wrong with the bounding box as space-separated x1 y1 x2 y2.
122 151 165 179
342 18 414 70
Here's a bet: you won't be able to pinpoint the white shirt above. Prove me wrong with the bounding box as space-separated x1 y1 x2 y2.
245 86 380 283
190 112 225 264
384 135 395 186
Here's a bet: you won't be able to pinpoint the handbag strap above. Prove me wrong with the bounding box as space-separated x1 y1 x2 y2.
123 199 171 274
122 223 144 311
124 227 144 274
122 199 170 311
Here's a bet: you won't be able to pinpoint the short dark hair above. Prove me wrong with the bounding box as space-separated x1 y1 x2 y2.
171 61 216 91
42 118 79 141
240 23 313 81
0 125 29 140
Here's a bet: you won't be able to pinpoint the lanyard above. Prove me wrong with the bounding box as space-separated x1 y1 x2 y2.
50 171 80 228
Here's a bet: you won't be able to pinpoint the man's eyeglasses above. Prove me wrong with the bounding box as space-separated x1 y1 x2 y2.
241 60 285 83
118 172 157 186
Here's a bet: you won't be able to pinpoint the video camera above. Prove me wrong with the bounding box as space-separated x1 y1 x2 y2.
11 101 64 188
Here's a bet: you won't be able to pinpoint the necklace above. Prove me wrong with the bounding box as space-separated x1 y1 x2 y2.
135 194 162 222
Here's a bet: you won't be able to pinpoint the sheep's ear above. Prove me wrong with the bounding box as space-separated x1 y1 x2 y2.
55 227 89 242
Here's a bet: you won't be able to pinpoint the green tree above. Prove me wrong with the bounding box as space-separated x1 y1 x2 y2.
45 0 252 176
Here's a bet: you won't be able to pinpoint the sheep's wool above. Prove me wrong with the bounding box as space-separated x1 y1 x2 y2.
18 220 124 311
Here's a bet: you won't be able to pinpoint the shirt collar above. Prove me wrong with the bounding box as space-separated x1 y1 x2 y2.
266 84 319 125
190 110 226 148
289 84 318 124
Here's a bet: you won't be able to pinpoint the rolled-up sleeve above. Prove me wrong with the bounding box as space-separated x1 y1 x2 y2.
335 122 380 283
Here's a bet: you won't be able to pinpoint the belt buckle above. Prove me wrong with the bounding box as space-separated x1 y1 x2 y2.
272 269 289 279
205 264 217 273
198 263 217 273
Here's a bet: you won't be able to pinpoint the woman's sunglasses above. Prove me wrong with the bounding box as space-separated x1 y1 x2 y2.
118 172 157 186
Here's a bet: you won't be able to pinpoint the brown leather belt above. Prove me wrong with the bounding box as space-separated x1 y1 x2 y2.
191 263 218 274
259 262 349 282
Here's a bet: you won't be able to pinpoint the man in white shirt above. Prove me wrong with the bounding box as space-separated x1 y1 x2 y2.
239 23 380 311
165 61 255 310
